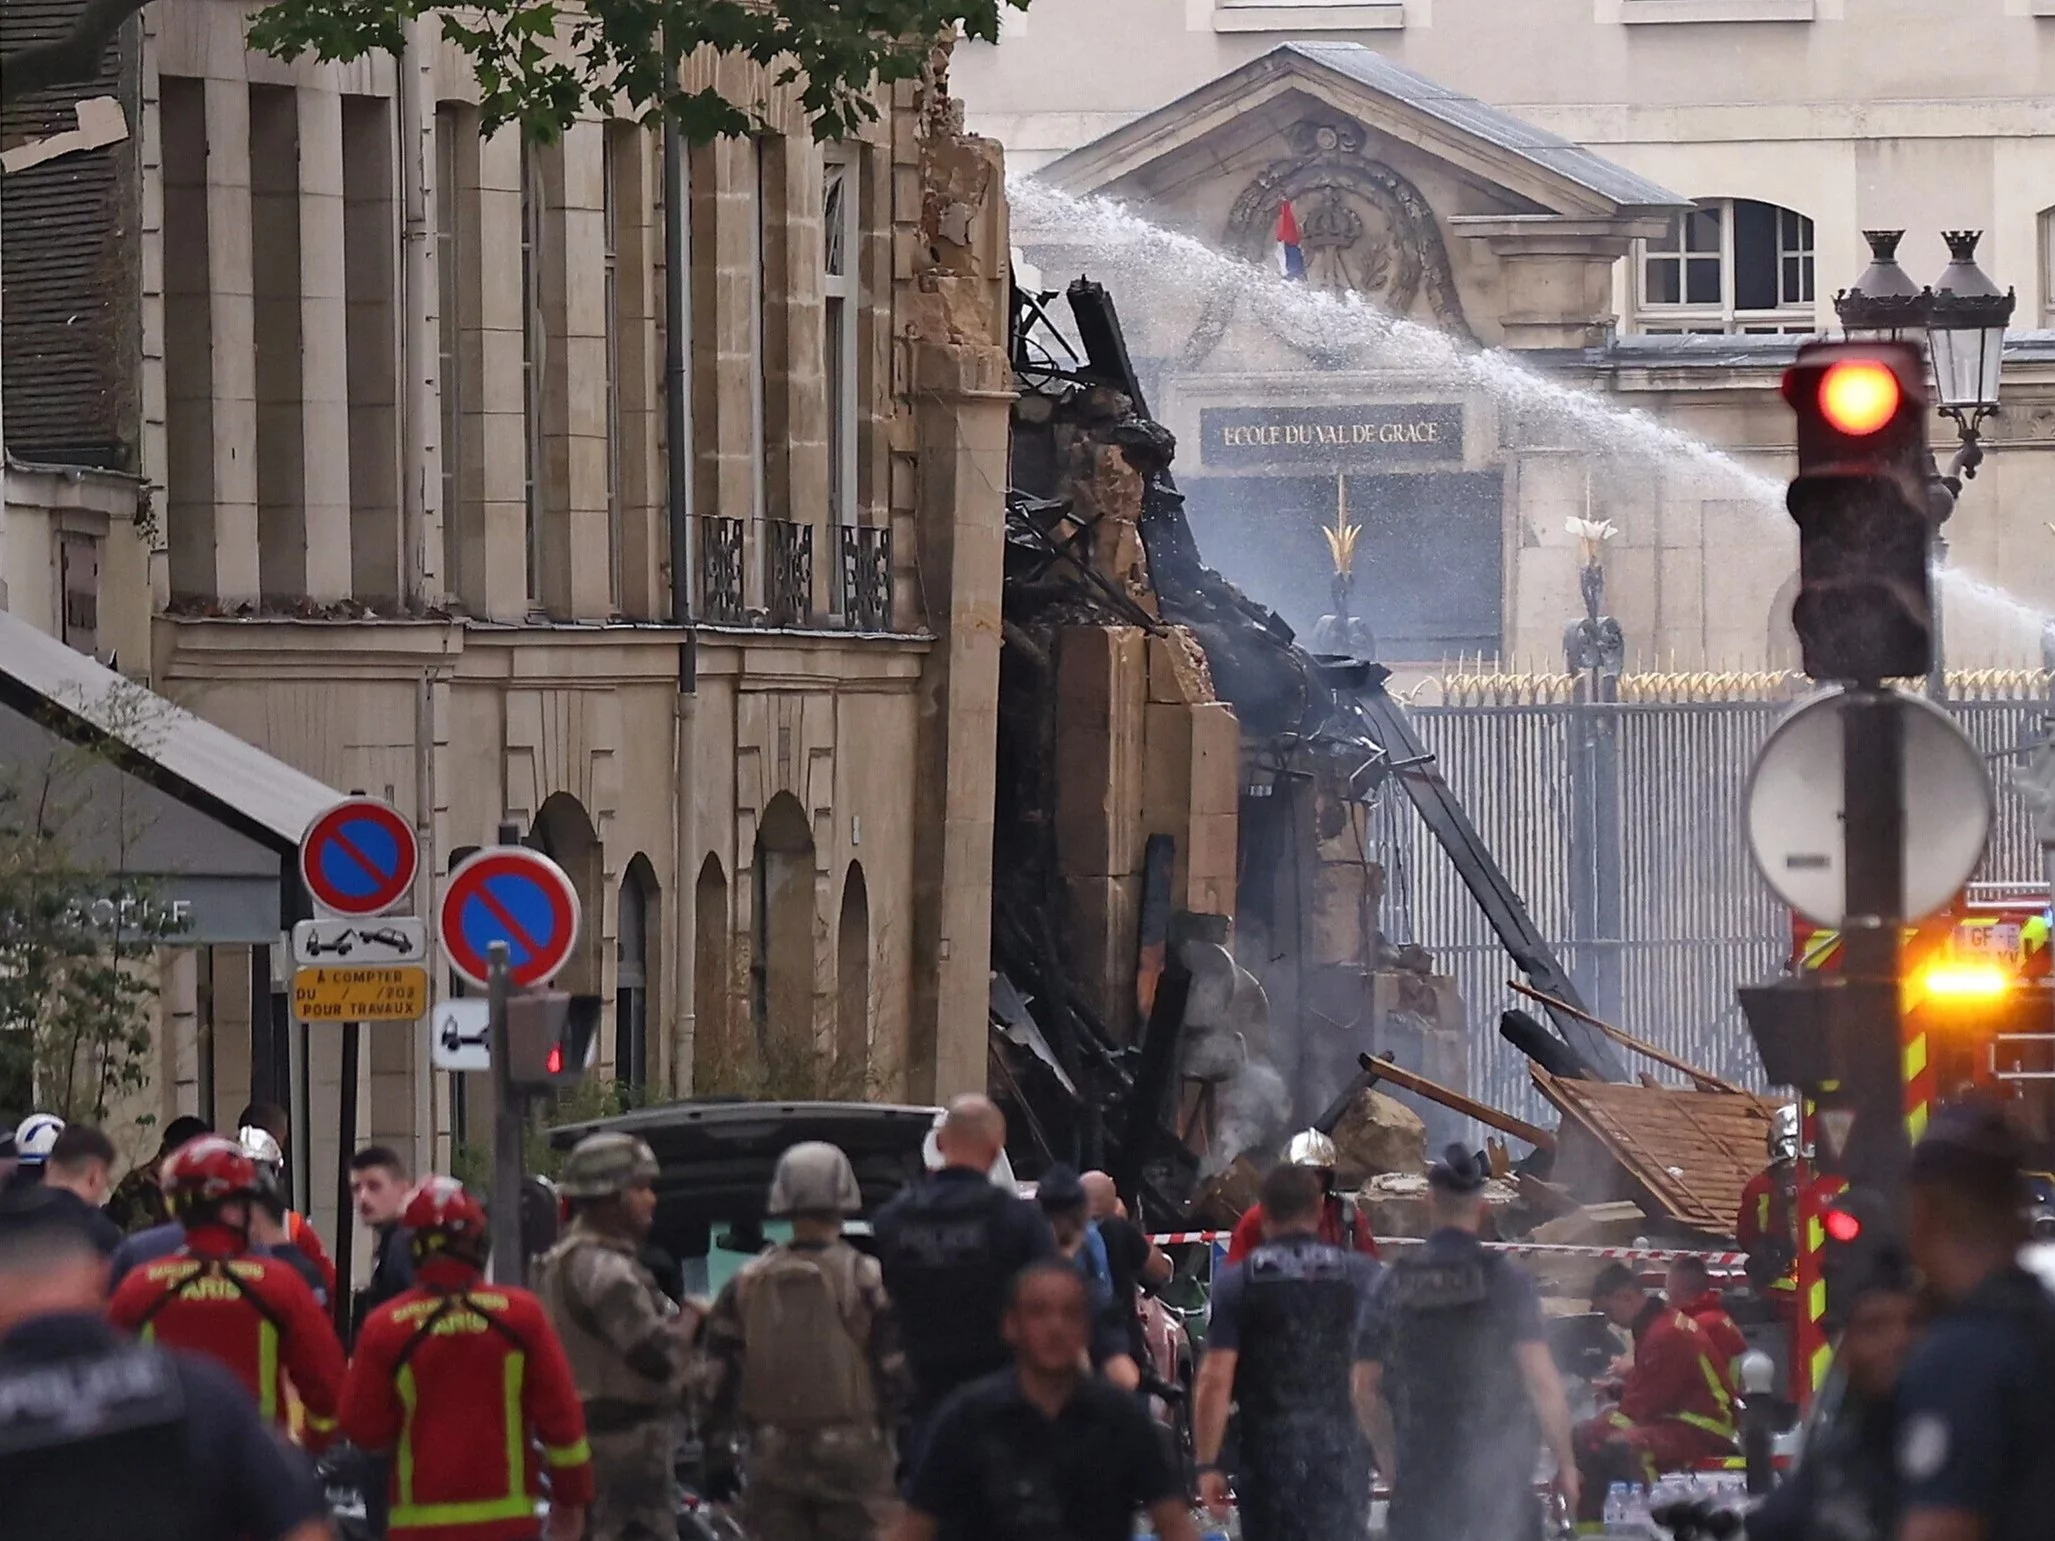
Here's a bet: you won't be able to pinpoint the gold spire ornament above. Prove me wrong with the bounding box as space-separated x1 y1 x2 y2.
1323 477 1362 579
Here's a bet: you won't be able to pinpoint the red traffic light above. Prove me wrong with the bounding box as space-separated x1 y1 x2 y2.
1817 360 1902 436
1824 1207 1863 1244
547 1044 564 1075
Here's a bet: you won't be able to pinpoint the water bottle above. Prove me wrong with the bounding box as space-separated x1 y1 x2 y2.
1603 1482 1628 1529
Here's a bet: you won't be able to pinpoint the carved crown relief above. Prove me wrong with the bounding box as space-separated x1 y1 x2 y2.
1185 116 1475 368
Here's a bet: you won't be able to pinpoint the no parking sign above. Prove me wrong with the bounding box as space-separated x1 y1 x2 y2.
300 798 419 917
438 847 582 991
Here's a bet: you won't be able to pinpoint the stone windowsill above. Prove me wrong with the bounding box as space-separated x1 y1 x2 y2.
1214 1 1404 33
1620 0 1814 22
2034 0 2055 17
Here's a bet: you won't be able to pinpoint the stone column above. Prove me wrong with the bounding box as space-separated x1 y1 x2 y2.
474 128 531 620
204 76 261 603
297 83 353 601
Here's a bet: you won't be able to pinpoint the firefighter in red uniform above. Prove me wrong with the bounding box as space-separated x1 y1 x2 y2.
1572 1263 1737 1519
341 1176 594 1541
105 1134 346 1449
1223 1130 1380 1263
1664 1254 1748 1391
1736 1104 1802 1313
238 1126 338 1298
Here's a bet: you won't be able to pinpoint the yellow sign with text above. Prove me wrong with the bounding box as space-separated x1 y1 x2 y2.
291 965 429 1022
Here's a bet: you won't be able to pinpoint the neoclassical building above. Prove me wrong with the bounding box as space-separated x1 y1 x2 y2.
972 24 2055 677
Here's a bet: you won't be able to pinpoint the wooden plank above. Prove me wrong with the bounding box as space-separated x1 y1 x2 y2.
1508 980 1748 1095
1359 1051 1556 1151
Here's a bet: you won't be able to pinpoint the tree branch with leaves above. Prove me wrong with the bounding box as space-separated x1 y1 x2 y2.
4 0 1029 143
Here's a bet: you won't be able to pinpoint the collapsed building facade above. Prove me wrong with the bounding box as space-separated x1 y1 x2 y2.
991 278 1483 1207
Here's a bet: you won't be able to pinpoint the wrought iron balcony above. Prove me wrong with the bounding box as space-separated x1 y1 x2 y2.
697 515 745 625
838 525 894 632
765 519 813 629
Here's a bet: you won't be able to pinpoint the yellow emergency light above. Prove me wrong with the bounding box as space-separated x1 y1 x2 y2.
1914 961 2014 1002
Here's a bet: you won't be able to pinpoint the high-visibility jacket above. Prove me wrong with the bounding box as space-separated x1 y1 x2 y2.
286 1210 338 1298
1672 1289 1749 1391
105 1223 346 1450
1737 1165 1797 1293
1619 1299 1736 1446
342 1259 595 1541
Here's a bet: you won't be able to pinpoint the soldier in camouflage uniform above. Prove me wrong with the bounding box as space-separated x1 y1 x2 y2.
696 1141 906 1541
537 1132 697 1541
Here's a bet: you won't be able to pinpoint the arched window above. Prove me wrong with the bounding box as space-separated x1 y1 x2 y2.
751 793 817 1083
692 854 731 1093
532 793 603 996
836 862 870 1081
616 856 657 1093
1636 199 1815 335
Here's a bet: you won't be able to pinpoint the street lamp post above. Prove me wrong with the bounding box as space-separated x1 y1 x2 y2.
1833 230 2015 701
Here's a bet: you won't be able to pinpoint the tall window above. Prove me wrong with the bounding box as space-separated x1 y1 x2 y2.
822 147 858 532
2039 207 2055 327
1638 198 1815 334
603 130 624 612
435 107 466 601
750 138 769 530
520 144 546 601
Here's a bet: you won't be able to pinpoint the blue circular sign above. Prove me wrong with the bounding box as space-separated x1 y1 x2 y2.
300 798 418 917
438 847 582 990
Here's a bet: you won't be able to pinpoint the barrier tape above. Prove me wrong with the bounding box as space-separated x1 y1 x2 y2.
1148 1231 1747 1269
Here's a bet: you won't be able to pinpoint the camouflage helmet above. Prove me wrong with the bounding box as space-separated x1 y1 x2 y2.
557 1132 659 1199
767 1140 862 1217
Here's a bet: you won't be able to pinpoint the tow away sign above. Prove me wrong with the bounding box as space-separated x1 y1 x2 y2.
292 965 429 1022
292 917 428 966
430 999 491 1071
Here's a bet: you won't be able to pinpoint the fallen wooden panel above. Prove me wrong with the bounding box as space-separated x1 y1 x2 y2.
1531 1068 1777 1237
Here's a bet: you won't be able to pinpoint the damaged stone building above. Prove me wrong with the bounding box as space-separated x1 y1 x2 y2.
993 281 1471 1194
2 5 1009 1246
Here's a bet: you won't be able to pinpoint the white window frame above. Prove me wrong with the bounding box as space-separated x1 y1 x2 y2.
2039 207 2055 328
823 145 858 536
1635 197 1816 335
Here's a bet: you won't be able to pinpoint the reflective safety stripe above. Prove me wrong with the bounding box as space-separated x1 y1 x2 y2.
390 1495 538 1527
304 1412 337 1432
394 1339 535 1526
1903 1035 1927 1081
1671 1409 1737 1443
502 1352 526 1502
1809 1342 1835 1390
543 1437 590 1469
257 1321 278 1423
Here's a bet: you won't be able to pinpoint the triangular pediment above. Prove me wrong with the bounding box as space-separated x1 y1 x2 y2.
1039 42 1683 221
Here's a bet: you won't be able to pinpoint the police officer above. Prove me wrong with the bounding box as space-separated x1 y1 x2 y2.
1192 1160 1382 1541
1746 1249 1916 1541
873 1094 1053 1468
0 1191 330 1541
1362 1144 1578 1541
538 1131 698 1541
1893 1100 2055 1541
697 1142 906 1540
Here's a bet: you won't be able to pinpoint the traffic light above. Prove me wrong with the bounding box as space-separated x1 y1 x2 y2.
1780 341 1936 683
1818 1183 1892 1324
505 990 602 1089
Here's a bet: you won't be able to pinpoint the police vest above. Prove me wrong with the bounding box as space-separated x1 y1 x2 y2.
0 1336 201 1541
1376 1245 1535 1471
1954 1267 2055 1541
875 1177 1017 1398
1230 1236 1362 1429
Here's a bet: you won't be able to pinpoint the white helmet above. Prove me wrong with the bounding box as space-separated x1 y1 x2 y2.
15 1113 65 1167
238 1126 285 1174
1284 1128 1339 1170
1769 1103 1801 1164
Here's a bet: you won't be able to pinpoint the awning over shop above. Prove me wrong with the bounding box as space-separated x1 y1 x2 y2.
0 609 342 943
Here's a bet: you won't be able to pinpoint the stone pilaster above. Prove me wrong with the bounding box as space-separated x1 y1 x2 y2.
296 83 353 601
204 76 260 602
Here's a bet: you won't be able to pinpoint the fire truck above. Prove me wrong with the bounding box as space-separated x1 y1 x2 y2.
1791 882 2055 1154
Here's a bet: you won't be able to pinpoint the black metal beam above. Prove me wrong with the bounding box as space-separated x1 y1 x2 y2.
1351 678 1630 1082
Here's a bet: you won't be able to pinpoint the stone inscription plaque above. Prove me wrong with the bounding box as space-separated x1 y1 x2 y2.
1199 404 1464 468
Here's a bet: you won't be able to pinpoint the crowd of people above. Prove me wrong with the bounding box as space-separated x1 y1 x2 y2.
3 1088 2053 1541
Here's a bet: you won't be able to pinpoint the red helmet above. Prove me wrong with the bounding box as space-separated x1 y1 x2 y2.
161 1135 261 1213
404 1176 488 1267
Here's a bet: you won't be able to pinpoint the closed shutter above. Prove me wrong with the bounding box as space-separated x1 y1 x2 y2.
1 0 139 468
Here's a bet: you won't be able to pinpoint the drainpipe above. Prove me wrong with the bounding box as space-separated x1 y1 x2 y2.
663 91 699 1093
